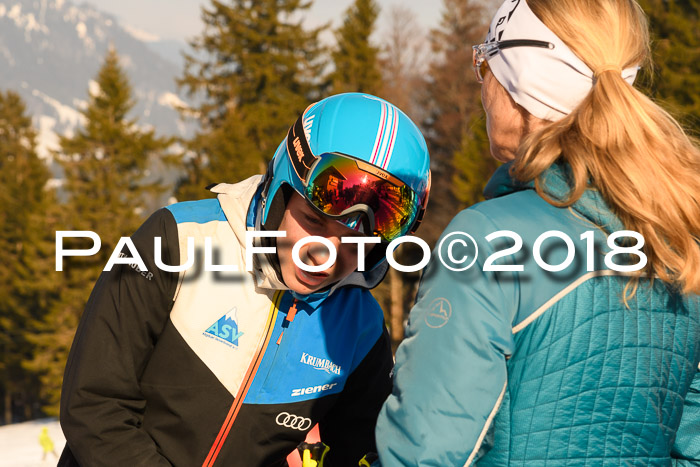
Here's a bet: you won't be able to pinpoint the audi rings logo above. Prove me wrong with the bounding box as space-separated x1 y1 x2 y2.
275 412 313 431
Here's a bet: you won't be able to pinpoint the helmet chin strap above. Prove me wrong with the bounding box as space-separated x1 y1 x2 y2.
261 185 290 231
255 181 289 287
260 153 293 232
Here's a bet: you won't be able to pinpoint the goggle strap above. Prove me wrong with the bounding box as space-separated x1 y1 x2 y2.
286 110 318 184
409 170 431 235
409 211 424 235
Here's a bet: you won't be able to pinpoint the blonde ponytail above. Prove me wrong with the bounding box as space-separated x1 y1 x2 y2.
513 0 700 294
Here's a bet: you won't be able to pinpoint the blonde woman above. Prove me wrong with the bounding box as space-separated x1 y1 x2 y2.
374 0 700 465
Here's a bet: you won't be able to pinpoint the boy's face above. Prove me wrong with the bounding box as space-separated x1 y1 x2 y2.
277 192 373 294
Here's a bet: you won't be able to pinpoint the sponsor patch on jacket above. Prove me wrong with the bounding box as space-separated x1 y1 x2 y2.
291 383 337 397
203 307 244 348
300 352 342 375
119 252 153 281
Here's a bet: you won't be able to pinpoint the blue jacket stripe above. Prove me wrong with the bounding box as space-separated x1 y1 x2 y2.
166 199 227 224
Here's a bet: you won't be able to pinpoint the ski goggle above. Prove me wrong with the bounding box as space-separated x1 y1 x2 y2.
472 39 554 83
286 113 428 242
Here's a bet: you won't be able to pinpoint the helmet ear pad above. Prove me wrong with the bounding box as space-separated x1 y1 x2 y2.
262 183 293 231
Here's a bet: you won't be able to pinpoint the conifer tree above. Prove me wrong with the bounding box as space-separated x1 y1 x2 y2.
59 46 172 250
451 115 493 208
0 90 54 422
378 5 427 119
177 0 326 200
60 47 173 235
421 0 493 244
331 0 382 95
373 5 427 349
31 47 173 415
636 0 700 134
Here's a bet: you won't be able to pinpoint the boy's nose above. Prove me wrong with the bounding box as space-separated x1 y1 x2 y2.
306 239 333 264
301 236 340 269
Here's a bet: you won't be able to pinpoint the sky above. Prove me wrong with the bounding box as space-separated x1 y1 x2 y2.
82 0 445 44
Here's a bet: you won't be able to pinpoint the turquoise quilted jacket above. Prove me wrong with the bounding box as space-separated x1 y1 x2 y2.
375 163 700 466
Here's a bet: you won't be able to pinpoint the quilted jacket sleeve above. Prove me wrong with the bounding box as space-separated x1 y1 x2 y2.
672 363 700 465
375 210 518 466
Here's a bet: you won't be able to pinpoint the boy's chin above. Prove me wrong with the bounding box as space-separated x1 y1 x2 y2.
282 267 331 295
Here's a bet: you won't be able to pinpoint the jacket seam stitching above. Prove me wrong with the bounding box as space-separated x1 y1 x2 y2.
512 270 632 334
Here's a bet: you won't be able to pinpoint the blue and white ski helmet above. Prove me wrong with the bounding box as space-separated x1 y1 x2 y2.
261 93 431 238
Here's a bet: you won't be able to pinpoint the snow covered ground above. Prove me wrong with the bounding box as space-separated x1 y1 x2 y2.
0 418 65 467
0 418 315 466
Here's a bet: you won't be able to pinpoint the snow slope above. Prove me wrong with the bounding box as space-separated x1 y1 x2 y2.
0 418 317 466
0 419 65 467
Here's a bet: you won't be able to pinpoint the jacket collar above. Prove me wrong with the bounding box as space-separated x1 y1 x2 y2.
209 176 388 303
208 176 288 292
484 161 624 233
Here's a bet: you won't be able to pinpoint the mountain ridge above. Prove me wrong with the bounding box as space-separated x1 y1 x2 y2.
0 0 191 159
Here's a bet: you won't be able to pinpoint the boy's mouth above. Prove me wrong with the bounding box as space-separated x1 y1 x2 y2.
295 265 330 288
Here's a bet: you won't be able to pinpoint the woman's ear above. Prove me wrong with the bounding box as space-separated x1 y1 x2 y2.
522 107 549 136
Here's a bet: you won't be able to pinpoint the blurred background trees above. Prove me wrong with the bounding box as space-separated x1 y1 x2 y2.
175 0 327 200
636 0 700 135
0 91 55 423
331 0 382 94
1 0 698 419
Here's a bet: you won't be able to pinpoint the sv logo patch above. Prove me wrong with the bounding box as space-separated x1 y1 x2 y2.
204 307 244 348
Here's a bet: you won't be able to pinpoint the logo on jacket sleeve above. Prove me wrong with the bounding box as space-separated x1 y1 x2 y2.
300 353 342 375
291 383 338 397
276 412 313 431
204 307 244 348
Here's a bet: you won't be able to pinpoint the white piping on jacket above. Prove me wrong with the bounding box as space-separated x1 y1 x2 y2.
464 380 507 466
464 270 643 464
512 270 631 334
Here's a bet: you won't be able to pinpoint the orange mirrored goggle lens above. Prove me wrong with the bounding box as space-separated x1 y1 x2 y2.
304 153 421 242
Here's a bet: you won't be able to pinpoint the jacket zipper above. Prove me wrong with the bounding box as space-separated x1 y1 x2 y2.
201 290 284 467
276 298 298 345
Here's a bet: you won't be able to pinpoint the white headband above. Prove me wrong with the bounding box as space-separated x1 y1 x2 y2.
485 0 639 121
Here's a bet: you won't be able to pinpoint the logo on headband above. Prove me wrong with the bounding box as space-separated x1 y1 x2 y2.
490 0 521 42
